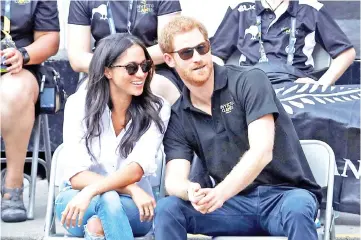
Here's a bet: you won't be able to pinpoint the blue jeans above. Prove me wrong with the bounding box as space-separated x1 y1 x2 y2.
155 186 318 240
55 187 152 240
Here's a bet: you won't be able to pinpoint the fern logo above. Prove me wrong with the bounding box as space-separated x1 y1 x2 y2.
275 84 361 114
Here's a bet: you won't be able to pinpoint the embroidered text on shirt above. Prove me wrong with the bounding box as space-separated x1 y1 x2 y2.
220 102 235 114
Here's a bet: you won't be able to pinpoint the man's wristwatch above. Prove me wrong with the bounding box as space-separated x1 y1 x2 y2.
18 47 30 65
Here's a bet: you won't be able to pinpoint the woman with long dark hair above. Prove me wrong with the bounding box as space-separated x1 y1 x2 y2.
55 33 170 240
67 0 183 105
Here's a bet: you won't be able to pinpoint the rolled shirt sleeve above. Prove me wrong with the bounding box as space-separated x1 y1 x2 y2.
61 92 93 182
126 99 171 176
315 6 353 59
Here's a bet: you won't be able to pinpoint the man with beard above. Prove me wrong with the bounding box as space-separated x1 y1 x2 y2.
154 16 321 240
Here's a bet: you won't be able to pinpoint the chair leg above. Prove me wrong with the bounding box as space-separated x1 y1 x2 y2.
27 116 41 220
50 212 57 235
41 114 52 182
44 144 59 238
41 114 55 233
329 209 336 240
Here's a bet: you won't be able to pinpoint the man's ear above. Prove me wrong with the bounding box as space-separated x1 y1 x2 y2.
104 67 112 79
164 53 176 68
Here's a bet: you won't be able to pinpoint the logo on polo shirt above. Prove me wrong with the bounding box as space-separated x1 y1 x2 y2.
137 0 154 14
281 27 291 34
245 25 259 40
220 101 234 114
15 0 30 5
238 4 255 12
91 4 108 20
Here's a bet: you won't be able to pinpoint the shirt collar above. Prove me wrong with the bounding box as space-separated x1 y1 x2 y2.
255 0 297 17
181 63 228 110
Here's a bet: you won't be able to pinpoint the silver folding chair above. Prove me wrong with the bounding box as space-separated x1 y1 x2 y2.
213 140 336 240
44 143 166 240
312 43 331 72
1 113 52 220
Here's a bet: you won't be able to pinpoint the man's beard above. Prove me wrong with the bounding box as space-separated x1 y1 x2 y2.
178 63 212 87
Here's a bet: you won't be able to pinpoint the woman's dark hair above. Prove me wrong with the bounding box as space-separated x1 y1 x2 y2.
84 33 165 161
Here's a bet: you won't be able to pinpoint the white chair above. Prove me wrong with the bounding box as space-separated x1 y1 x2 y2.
44 144 166 240
312 43 331 72
1 113 52 220
212 140 336 240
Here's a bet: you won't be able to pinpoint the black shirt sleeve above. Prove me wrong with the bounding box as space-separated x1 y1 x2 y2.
68 1 91 25
163 112 194 163
237 69 279 125
315 6 353 58
210 5 240 60
157 0 181 16
33 1 60 31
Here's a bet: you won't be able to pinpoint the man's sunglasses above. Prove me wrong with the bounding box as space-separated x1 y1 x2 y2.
170 40 210 60
110 59 153 75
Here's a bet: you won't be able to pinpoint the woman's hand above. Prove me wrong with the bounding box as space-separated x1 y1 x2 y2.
130 186 156 222
60 186 96 228
1 48 24 74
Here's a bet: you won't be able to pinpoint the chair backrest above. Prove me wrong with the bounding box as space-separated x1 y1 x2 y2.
212 140 336 240
150 145 166 200
300 140 335 188
300 140 335 240
46 143 165 238
312 43 331 72
54 144 65 187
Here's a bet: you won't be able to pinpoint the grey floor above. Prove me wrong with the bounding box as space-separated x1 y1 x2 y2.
0 180 360 240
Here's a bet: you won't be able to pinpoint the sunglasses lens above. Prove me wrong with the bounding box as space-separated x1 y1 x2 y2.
141 60 152 73
125 63 139 75
176 41 210 60
178 48 194 60
196 42 210 55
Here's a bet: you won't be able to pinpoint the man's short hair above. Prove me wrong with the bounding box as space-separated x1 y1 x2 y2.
159 16 209 54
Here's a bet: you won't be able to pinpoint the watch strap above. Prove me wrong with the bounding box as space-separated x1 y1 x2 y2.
18 47 30 65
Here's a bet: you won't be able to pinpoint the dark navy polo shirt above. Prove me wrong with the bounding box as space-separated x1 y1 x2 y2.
1 0 60 48
68 0 181 47
164 64 322 203
210 0 353 74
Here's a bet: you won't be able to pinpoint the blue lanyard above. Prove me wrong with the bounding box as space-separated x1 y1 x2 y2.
256 16 268 63
107 1 116 34
4 0 11 20
287 17 296 65
256 15 296 65
127 0 134 34
106 0 134 35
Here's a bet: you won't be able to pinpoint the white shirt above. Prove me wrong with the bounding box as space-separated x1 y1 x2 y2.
57 88 171 196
